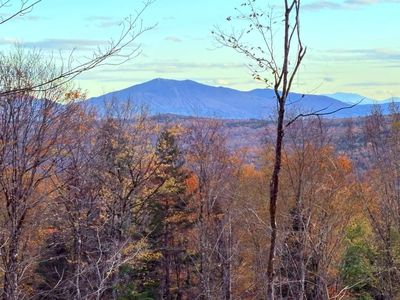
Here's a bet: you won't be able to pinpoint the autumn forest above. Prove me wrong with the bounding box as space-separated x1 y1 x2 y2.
0 0 399 299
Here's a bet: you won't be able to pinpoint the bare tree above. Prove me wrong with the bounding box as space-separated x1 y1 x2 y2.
37 101 165 299
0 0 156 97
278 117 354 299
361 104 400 299
0 1 155 296
214 1 306 298
0 50 79 300
185 120 235 299
0 0 42 26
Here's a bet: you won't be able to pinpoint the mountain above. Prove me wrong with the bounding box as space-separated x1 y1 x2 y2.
385 97 400 103
86 78 399 120
324 92 377 105
325 92 400 106
88 79 273 119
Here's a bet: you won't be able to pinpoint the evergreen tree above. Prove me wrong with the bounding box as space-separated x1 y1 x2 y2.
146 128 194 299
340 224 377 300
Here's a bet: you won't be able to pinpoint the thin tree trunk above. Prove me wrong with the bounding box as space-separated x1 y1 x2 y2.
3 239 19 300
163 198 171 300
222 212 232 300
3 198 23 300
266 103 285 300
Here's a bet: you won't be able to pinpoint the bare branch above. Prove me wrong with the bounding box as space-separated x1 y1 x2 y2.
0 0 42 25
285 100 363 128
0 0 156 97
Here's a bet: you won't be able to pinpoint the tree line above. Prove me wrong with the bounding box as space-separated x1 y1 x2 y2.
1 0 399 299
1 49 400 299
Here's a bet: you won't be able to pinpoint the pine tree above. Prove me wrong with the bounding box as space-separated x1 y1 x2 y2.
146 127 194 299
340 224 377 300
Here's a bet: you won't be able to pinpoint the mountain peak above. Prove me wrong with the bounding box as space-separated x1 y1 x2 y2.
146 78 200 85
86 79 400 119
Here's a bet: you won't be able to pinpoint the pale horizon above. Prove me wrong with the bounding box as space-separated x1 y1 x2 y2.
1 0 399 99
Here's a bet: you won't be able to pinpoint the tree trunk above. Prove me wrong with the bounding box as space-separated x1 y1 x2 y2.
266 102 285 300
3 257 18 300
163 199 171 300
3 229 20 300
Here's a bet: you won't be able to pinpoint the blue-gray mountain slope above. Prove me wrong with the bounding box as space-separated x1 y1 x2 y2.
86 79 398 119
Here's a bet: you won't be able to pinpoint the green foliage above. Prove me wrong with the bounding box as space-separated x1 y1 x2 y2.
340 223 376 299
118 291 155 300
134 127 193 299
150 127 189 242
117 264 158 300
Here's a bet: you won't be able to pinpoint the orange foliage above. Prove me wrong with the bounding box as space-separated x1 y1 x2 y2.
185 173 199 194
64 89 87 102
337 154 353 173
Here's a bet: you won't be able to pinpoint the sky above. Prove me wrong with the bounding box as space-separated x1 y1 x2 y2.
0 0 399 99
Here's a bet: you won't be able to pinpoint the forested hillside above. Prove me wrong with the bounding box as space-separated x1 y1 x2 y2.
1 88 400 298
1 0 399 299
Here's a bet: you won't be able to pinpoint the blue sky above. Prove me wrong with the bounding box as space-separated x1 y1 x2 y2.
1 0 399 99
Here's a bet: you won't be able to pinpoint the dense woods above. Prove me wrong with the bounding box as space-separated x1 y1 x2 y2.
0 0 399 299
1 53 400 298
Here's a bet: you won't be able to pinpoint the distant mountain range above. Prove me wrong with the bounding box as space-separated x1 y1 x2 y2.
324 92 400 105
86 78 400 120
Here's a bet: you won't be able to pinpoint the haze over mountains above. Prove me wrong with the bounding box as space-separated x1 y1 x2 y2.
325 92 400 105
87 79 399 120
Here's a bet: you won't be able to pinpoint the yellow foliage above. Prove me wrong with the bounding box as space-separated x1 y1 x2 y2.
64 89 87 102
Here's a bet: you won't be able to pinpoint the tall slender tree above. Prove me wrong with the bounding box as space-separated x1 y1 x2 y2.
146 127 193 299
214 1 306 297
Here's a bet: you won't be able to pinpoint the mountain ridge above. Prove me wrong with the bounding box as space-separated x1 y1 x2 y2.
86 78 399 119
324 92 400 105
